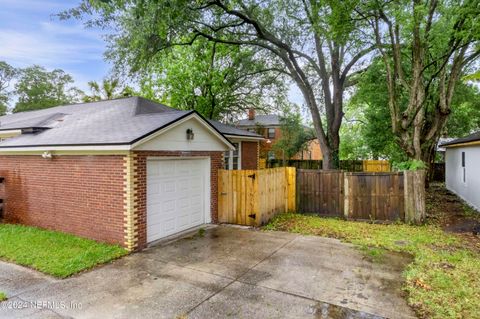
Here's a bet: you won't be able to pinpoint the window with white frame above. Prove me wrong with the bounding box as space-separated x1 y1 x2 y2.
224 142 241 170
267 128 275 139
461 151 466 184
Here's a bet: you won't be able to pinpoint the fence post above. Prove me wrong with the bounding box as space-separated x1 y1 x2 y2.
404 170 426 224
343 172 349 219
286 167 296 212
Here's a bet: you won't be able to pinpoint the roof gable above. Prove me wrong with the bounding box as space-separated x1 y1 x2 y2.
133 114 233 151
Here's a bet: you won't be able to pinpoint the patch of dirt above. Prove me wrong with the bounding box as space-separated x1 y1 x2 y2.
426 183 480 252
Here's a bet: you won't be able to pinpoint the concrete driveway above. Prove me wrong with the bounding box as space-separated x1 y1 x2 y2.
0 226 416 319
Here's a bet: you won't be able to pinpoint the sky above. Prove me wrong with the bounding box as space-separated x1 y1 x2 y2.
0 0 109 92
0 0 305 107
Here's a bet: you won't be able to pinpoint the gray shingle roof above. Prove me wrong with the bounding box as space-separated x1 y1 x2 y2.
441 131 480 147
237 114 281 127
0 97 258 148
208 120 262 138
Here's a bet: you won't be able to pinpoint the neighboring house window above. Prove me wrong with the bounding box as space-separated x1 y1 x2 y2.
461 151 466 184
268 151 275 160
268 128 275 139
224 143 241 170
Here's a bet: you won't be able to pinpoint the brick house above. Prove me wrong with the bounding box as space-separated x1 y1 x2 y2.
0 97 262 251
236 109 323 160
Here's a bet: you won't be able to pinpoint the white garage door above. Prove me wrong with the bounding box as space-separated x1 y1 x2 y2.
146 158 208 243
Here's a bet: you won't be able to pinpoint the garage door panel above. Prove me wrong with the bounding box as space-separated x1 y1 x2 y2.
163 218 176 233
191 179 202 191
147 161 160 176
163 180 176 193
190 210 202 223
159 161 176 176
147 182 160 196
163 200 175 212
147 159 207 243
178 214 191 227
177 179 189 191
191 193 202 204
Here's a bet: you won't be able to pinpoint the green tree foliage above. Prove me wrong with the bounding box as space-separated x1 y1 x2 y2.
82 78 134 102
14 65 80 113
446 84 480 137
365 0 480 166
63 0 374 169
139 41 285 120
463 71 480 82
338 107 371 160
0 61 18 115
350 59 480 161
272 105 312 161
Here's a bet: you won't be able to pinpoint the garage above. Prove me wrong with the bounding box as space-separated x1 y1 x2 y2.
146 158 210 243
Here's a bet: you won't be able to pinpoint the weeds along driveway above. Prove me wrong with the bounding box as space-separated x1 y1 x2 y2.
0 226 416 319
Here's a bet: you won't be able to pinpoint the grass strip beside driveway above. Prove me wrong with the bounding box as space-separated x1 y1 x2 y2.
264 214 480 319
0 224 127 278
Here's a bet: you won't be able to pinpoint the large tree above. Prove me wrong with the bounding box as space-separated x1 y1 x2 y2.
138 40 285 121
0 61 18 115
64 0 374 169
350 58 480 164
363 0 480 168
14 65 80 113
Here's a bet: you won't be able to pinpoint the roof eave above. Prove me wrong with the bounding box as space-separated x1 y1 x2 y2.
224 134 264 141
442 140 480 148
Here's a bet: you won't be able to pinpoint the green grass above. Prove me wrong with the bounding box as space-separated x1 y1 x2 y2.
0 292 6 302
264 214 480 319
0 224 128 278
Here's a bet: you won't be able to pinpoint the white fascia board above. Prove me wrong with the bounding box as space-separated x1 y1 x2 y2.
0 129 22 136
225 135 264 141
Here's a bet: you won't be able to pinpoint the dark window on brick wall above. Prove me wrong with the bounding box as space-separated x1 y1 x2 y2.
268 128 275 139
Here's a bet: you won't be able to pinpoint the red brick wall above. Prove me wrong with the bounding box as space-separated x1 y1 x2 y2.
256 127 282 159
0 155 126 245
241 141 259 169
132 151 223 250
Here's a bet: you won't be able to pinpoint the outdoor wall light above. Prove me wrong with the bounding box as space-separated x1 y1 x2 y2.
186 128 194 140
41 151 52 159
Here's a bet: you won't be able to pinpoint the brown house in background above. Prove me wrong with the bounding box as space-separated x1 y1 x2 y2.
236 109 323 161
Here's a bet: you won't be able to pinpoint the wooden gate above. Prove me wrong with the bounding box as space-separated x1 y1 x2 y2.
344 172 404 221
218 167 295 226
296 169 344 217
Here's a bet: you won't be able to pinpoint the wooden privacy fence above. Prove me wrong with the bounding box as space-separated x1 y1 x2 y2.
297 169 425 224
362 160 391 172
296 170 344 217
218 167 296 226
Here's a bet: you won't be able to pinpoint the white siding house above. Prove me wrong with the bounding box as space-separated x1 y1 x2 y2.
443 131 480 211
